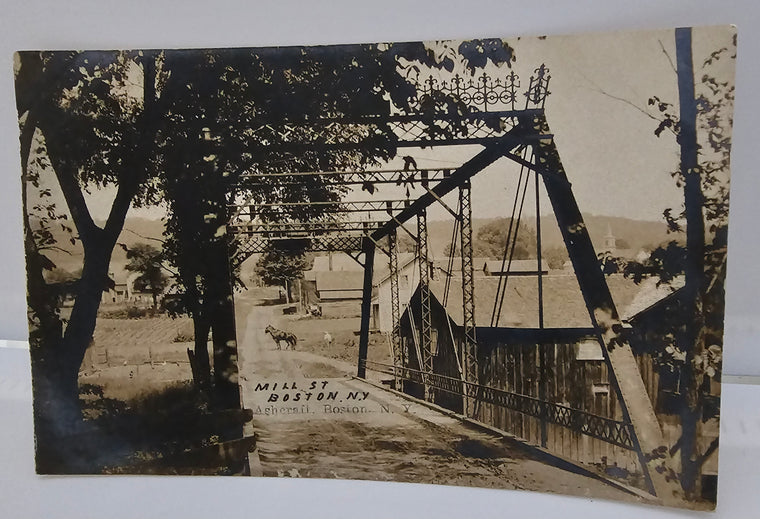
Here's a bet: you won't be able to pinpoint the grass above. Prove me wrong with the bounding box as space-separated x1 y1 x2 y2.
41 381 249 475
98 305 158 319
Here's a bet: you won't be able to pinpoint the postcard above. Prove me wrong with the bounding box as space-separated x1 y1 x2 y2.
15 25 735 509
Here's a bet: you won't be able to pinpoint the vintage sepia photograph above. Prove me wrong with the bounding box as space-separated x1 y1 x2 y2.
15 25 734 510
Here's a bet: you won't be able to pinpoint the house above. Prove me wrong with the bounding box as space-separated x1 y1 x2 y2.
315 271 365 301
102 268 159 306
301 252 370 317
370 252 417 332
303 252 365 281
102 269 128 304
483 258 549 276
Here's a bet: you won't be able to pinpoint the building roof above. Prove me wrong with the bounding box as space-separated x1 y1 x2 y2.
319 289 363 301
374 252 417 285
315 270 364 292
311 253 364 272
433 257 491 274
427 273 645 328
305 251 398 282
483 259 549 275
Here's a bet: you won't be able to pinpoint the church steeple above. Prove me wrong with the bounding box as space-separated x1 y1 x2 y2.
603 223 617 252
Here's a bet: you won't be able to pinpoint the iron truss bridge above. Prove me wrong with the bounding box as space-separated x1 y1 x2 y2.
229 220 385 236
227 66 552 258
233 233 366 258
232 199 413 215
362 360 635 450
238 168 455 186
228 200 417 265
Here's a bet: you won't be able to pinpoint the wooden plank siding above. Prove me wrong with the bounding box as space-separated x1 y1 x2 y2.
395 287 678 477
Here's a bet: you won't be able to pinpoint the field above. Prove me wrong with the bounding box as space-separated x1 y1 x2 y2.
80 312 197 402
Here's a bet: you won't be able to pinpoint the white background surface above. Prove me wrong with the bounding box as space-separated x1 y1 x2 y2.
1 1 759 517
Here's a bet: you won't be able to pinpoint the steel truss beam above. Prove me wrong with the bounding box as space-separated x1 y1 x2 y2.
232 235 365 267
371 127 531 242
234 110 546 156
530 113 682 503
239 168 454 186
229 220 383 236
417 209 433 401
231 199 412 216
356 239 375 379
388 230 402 390
459 182 477 417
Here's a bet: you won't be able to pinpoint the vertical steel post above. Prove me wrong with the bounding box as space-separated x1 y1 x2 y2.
388 229 402 389
459 182 477 417
535 168 548 447
417 209 433 400
357 238 375 379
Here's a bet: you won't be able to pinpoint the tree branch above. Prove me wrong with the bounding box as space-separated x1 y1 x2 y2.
104 53 159 244
122 228 165 244
658 39 678 74
697 437 719 469
595 86 679 138
38 118 101 249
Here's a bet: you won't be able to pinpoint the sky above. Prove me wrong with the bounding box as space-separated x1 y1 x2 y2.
72 26 736 228
341 25 735 224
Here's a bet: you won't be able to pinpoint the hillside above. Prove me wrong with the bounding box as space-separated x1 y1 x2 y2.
36 213 677 281
38 216 167 281
425 214 678 260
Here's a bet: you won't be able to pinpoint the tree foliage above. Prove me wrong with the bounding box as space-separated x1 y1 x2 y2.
255 247 308 288
16 39 520 459
601 31 734 498
123 243 168 308
443 218 537 259
607 39 733 379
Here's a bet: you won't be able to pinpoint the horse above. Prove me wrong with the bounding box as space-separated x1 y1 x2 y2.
264 324 298 350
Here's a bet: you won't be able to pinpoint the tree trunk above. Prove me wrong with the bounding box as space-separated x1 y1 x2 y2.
192 313 211 389
676 27 705 499
32 236 117 470
208 238 240 409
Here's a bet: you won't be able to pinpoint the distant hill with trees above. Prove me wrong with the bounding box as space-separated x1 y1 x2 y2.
425 214 679 261
37 213 675 279
37 216 166 281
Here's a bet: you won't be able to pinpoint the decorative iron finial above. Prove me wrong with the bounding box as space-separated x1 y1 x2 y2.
525 64 551 108
505 71 520 110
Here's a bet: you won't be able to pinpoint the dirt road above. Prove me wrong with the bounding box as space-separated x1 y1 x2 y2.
235 289 641 501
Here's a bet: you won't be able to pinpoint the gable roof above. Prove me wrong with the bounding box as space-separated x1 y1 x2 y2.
374 252 417 285
433 257 491 274
315 271 364 292
483 259 549 274
310 252 364 272
426 273 645 328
